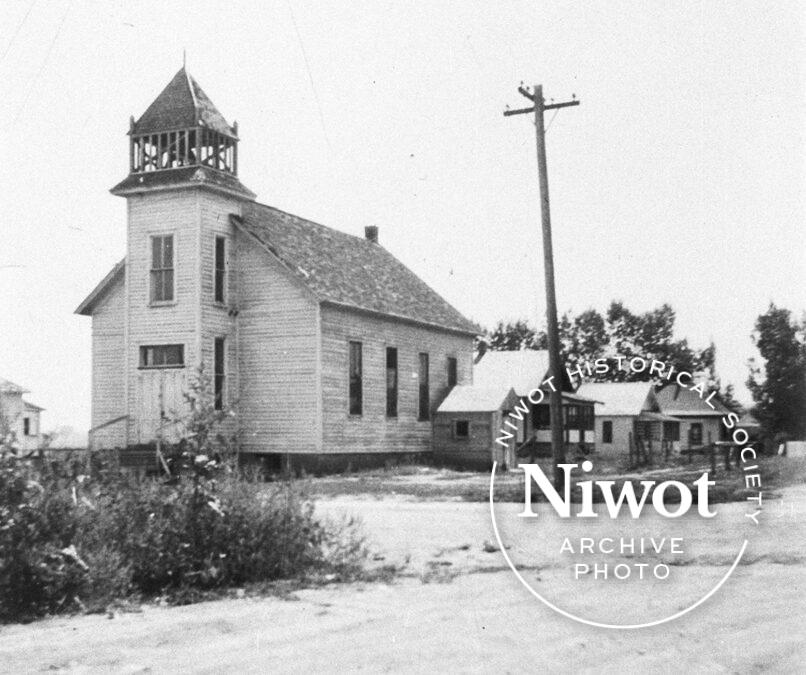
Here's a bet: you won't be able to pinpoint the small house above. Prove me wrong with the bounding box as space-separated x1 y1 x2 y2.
434 385 519 469
0 378 45 453
655 383 730 450
576 382 680 457
473 350 596 458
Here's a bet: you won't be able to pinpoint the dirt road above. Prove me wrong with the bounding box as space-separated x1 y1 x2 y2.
1 484 804 673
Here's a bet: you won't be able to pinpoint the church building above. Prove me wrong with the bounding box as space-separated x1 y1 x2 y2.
76 68 478 470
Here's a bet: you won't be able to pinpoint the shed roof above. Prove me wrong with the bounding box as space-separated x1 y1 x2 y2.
437 386 518 413
473 350 551 396
131 67 235 136
636 410 680 423
655 384 729 417
576 382 656 416
0 378 28 394
23 399 44 412
233 203 479 335
737 412 760 428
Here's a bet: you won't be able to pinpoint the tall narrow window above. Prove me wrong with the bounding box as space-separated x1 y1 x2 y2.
602 420 613 444
447 356 457 389
689 423 703 446
386 347 398 418
533 404 551 429
150 235 174 303
418 352 429 421
214 337 225 410
663 421 680 442
23 418 30 436
582 405 594 430
349 341 362 415
214 236 226 303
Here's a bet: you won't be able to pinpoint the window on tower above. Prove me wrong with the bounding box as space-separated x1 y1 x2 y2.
214 337 225 410
214 236 226 303
150 235 174 303
140 344 184 368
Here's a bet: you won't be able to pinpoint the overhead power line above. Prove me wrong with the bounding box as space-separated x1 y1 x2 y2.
11 0 72 126
0 0 37 65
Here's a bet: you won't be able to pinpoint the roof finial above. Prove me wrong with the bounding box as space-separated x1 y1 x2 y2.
182 48 186 69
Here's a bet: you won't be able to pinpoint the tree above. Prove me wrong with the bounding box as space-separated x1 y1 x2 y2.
483 301 723 388
169 365 238 476
0 400 17 456
747 304 806 441
559 308 608 372
719 383 743 415
487 320 546 351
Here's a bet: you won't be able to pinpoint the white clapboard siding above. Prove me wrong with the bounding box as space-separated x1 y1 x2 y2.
90 275 127 448
126 190 199 445
320 305 474 454
235 230 320 454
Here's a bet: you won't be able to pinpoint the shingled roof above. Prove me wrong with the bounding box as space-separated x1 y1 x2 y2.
437 385 519 413
111 166 254 199
233 202 479 335
131 67 235 136
576 382 657 416
655 383 729 417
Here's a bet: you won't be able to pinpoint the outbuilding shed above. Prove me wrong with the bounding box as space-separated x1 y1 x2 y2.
434 385 520 470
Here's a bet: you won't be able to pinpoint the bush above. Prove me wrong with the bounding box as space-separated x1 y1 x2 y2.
0 458 87 620
0 455 366 622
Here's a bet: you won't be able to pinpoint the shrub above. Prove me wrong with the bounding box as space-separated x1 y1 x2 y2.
0 368 366 622
0 458 87 620
0 455 367 622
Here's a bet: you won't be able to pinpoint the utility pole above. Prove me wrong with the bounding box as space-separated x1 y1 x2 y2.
504 84 579 490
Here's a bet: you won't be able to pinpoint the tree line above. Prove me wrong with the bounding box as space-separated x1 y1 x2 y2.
478 301 805 442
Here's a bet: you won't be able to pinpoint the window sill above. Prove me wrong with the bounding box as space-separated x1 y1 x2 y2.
138 365 186 370
149 301 176 308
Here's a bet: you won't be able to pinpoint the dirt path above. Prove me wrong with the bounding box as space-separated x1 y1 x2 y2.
1 486 804 673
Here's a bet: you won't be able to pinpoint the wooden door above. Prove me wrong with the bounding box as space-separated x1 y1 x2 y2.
136 369 187 444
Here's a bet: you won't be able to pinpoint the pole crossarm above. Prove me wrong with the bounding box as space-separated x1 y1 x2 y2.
503 99 579 117
518 85 535 101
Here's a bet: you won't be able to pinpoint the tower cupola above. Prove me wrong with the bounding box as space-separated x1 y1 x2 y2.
111 67 254 199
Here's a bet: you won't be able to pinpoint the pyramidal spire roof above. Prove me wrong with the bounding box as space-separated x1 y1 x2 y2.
131 67 235 137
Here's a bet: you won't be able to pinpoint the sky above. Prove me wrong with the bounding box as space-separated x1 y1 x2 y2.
0 0 804 433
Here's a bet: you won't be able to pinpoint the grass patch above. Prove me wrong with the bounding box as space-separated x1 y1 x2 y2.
300 456 806 504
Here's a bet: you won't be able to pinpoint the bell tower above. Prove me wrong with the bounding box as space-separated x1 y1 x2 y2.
111 67 254 200
111 67 253 445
